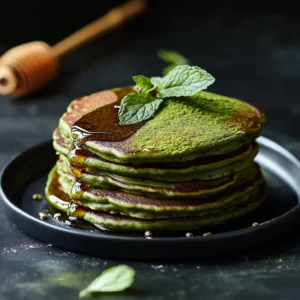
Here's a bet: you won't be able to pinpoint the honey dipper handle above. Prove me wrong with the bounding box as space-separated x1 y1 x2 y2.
52 0 147 57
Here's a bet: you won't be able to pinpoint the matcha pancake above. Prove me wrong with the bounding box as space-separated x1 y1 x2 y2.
51 164 265 219
72 142 258 181
83 197 266 232
53 128 70 157
68 88 265 164
70 172 265 219
45 166 267 231
71 180 265 220
57 86 264 164
57 156 260 199
54 128 258 181
75 164 259 199
46 64 267 233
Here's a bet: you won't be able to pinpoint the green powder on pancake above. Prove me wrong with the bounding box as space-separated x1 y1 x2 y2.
129 91 263 156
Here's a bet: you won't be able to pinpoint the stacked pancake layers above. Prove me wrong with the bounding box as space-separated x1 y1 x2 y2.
46 87 267 232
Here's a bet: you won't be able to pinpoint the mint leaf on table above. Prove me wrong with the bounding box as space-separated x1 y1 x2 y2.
118 92 163 125
133 75 156 92
157 65 215 98
79 264 135 298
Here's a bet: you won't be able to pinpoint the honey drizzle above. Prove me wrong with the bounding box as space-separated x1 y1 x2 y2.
66 87 145 195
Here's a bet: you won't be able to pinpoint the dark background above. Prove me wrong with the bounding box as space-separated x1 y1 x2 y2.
2 1 300 299
0 0 292 44
2 1 300 47
2 0 300 142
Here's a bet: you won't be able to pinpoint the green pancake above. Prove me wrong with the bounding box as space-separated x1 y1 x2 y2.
45 166 267 231
58 87 265 164
54 128 258 181
57 156 260 199
46 83 266 232
48 165 265 219
71 175 265 220
53 128 70 157
83 198 266 231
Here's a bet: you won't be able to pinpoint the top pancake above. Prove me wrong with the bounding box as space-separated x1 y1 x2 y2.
59 87 265 164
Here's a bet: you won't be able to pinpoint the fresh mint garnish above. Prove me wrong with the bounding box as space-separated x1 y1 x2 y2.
79 264 135 298
157 65 215 98
119 64 215 125
132 75 156 93
157 49 190 75
150 76 162 87
118 92 163 125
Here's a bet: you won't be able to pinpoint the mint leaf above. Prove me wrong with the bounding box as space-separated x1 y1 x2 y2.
157 49 190 65
79 265 135 298
157 65 215 98
162 64 177 77
118 92 163 125
157 49 191 75
132 75 155 92
118 63 215 125
150 76 162 87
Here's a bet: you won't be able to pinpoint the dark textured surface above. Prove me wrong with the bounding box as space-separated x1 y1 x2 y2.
2 2 300 299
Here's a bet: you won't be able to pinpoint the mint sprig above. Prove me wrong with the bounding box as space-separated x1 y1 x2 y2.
118 92 163 125
118 64 215 125
132 75 156 93
158 65 215 98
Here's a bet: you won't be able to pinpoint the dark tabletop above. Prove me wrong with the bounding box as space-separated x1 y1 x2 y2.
2 1 300 299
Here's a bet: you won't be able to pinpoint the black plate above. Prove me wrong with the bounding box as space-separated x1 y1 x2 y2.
1 137 300 260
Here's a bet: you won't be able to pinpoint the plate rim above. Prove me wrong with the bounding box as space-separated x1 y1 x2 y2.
1 136 300 245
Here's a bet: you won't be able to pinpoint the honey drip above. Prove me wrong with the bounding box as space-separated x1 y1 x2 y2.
67 86 145 194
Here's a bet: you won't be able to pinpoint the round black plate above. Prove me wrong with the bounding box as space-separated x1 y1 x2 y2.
1 137 300 260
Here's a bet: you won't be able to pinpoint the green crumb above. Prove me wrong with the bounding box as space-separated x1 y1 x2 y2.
203 232 211 237
145 231 152 237
33 193 43 200
39 212 48 220
54 213 62 219
252 222 259 226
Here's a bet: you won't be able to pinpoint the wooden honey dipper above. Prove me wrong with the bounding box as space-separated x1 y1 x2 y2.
0 0 147 98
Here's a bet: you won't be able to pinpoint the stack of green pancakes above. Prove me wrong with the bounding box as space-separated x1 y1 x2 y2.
45 87 266 232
